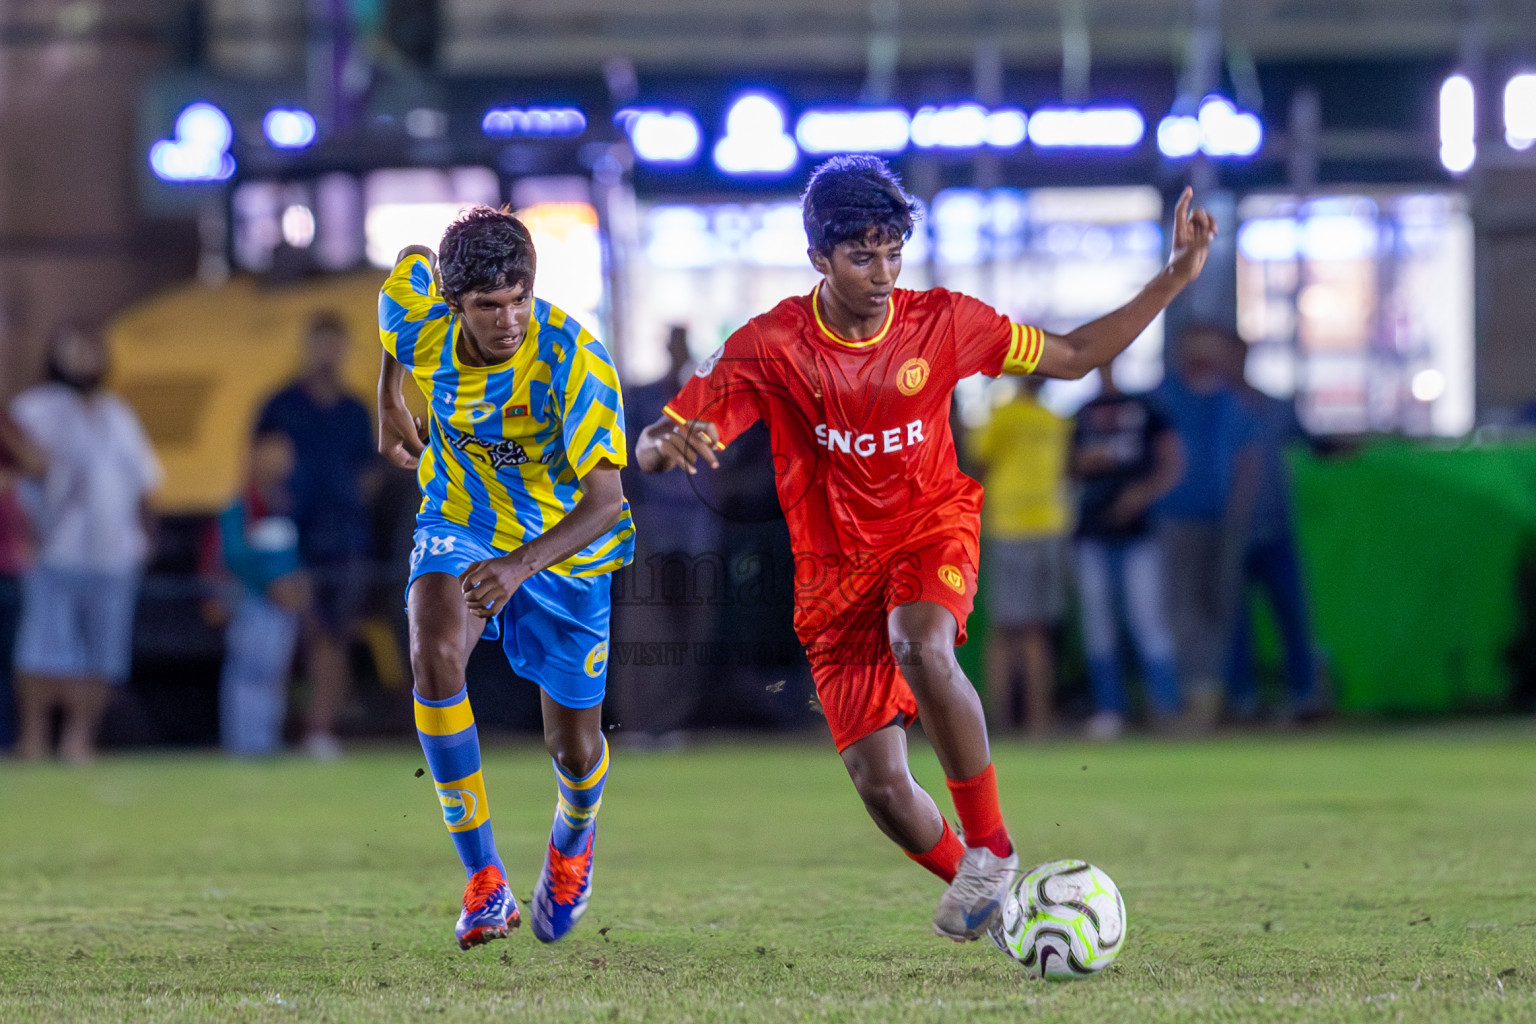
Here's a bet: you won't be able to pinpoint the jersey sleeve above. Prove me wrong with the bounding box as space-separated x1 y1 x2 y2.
378 252 448 368
660 325 766 450
950 291 1046 378
555 332 629 478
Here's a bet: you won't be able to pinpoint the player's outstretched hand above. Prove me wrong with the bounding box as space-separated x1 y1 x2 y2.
459 556 527 619
636 416 720 475
1167 186 1217 285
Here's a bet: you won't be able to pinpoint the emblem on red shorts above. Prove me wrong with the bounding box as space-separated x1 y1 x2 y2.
938 564 965 594
897 357 930 396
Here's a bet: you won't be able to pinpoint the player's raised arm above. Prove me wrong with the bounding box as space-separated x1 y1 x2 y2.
396 243 437 266
376 244 441 469
1031 187 1216 380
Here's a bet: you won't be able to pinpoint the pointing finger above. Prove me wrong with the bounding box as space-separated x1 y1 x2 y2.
1174 186 1192 225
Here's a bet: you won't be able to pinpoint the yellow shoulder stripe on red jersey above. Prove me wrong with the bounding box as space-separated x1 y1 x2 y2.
662 403 728 450
1002 322 1045 375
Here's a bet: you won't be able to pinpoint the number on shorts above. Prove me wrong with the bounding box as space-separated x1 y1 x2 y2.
411 534 457 568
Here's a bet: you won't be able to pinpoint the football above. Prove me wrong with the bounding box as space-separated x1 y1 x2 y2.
991 859 1126 980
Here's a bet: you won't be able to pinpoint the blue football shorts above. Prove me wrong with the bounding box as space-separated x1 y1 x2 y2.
407 515 611 710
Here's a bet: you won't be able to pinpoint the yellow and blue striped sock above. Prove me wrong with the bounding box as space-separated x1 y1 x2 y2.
551 737 609 856
414 687 504 879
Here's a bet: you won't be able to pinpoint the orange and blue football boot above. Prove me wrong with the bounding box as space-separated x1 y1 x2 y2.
530 831 595 943
455 864 519 950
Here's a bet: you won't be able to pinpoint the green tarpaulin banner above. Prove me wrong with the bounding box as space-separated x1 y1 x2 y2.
1291 439 1536 713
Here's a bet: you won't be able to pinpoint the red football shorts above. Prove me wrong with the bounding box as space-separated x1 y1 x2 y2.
795 536 978 752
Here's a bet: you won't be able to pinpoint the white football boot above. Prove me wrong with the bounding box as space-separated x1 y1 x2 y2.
933 845 1019 941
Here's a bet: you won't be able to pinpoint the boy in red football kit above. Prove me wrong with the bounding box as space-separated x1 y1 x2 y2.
636 155 1214 943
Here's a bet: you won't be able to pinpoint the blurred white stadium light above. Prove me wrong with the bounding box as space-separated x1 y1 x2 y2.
280 204 315 247
794 107 910 154
1196 96 1263 157
1237 217 1299 261
1027 107 1145 148
713 94 797 175
1412 367 1448 402
1157 96 1262 159
1156 114 1202 158
149 102 235 182
1300 212 1378 261
262 108 317 150
985 109 1029 147
616 108 702 164
1439 74 1476 173
910 103 987 147
908 104 1029 149
481 106 587 138
1505 73 1536 151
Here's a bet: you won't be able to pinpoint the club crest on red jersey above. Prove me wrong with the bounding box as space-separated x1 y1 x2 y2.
938 564 966 594
896 357 930 396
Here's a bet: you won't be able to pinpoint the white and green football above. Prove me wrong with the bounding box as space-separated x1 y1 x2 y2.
991 859 1126 980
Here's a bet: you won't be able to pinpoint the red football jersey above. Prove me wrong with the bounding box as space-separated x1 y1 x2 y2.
663 285 1043 566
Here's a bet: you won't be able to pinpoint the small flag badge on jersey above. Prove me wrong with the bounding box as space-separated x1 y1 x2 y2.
509 404 528 417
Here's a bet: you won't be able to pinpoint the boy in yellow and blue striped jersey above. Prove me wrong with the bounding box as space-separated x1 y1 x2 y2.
378 206 633 950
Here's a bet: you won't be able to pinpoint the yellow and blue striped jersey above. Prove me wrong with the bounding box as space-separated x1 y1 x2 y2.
378 253 634 577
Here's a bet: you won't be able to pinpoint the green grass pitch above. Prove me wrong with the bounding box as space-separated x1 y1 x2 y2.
3 726 1535 1022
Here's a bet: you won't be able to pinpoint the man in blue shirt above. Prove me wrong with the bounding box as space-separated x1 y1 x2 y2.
1217 330 1326 721
255 311 379 758
1153 325 1260 731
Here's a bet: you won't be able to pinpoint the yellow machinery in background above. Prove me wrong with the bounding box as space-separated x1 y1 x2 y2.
106 269 431 514
109 271 424 690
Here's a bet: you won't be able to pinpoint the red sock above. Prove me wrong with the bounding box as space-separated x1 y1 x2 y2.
906 819 964 883
945 764 1013 858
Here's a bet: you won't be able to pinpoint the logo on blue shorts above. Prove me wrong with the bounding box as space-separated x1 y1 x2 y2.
584 641 609 678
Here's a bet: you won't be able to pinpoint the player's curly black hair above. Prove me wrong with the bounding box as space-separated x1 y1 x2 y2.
801 155 918 255
437 205 537 302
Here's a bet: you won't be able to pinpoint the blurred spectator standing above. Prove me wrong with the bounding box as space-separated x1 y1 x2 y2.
255 312 379 758
211 431 310 756
10 324 161 763
1070 364 1186 740
1217 330 1326 721
710 421 808 732
1154 326 1261 730
615 327 722 743
969 379 1072 738
0 413 45 750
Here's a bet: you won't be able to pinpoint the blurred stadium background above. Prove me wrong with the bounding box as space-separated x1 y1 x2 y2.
3 0 1536 746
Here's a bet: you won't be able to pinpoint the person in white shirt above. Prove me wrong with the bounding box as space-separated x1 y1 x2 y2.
10 323 161 763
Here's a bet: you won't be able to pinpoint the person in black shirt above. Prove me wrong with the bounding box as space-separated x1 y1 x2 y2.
1069 364 1185 740
254 311 379 757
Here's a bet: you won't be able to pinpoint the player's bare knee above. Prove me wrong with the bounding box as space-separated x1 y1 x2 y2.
857 777 909 820
847 759 909 816
409 637 464 699
891 633 960 685
547 732 603 777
